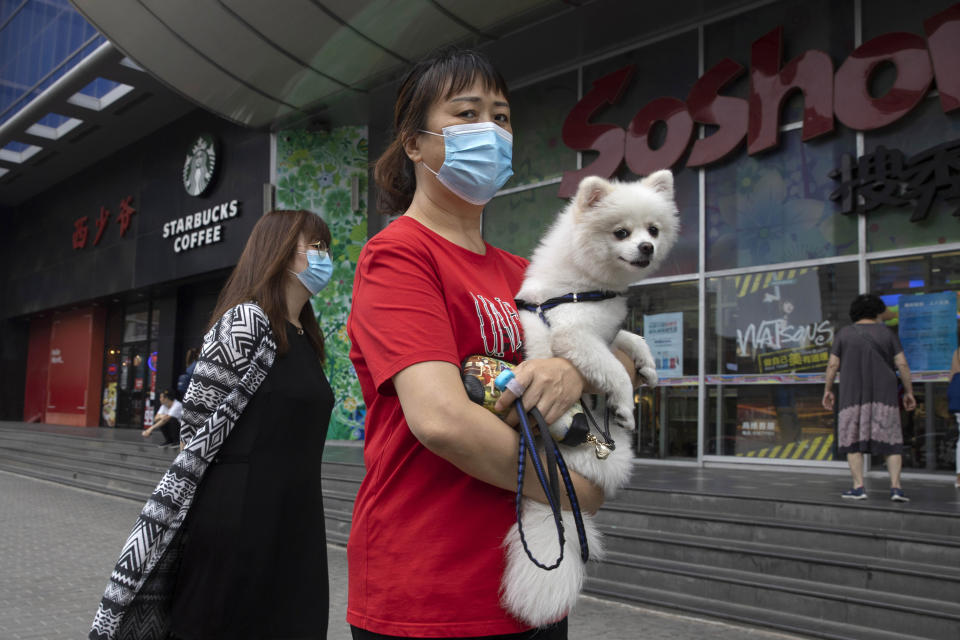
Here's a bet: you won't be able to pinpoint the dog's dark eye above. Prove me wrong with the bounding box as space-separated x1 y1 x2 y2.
613 228 629 240
648 226 659 238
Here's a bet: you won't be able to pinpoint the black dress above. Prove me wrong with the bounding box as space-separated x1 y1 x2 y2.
170 323 334 639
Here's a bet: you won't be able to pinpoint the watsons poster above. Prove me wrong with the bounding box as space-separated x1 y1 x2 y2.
898 291 958 371
643 312 683 379
732 269 834 374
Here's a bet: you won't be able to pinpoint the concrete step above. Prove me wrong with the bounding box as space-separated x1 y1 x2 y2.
618 486 960 537
589 551 960 640
321 473 362 497
323 488 358 515
595 502 960 566
0 428 176 464
0 444 172 485
4 423 957 639
324 506 353 546
0 437 175 478
598 525 960 602
583 577 930 640
0 454 152 502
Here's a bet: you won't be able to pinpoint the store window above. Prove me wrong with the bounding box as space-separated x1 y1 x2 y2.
703 0 858 271
704 263 858 457
704 0 855 124
626 281 698 458
581 30 700 276
870 252 960 471
706 384 835 459
705 129 859 271
483 73 578 259
483 184 563 259
860 97 960 252
508 72 578 189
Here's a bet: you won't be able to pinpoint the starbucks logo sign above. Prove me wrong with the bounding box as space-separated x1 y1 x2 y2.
182 134 217 196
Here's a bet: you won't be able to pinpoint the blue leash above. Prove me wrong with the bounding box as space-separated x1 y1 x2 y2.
514 399 590 569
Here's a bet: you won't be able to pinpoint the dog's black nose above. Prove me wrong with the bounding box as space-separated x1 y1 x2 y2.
639 242 654 256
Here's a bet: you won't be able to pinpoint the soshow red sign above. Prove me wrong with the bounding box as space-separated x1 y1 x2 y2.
558 3 960 197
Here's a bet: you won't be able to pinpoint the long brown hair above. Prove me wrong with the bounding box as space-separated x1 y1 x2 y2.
373 47 510 215
208 209 331 359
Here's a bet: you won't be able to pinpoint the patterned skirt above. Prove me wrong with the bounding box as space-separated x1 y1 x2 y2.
837 401 903 455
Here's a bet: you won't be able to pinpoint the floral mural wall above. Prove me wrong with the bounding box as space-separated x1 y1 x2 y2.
276 126 368 440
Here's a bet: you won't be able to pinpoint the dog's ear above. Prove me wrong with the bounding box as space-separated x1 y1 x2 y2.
641 169 674 200
575 176 613 212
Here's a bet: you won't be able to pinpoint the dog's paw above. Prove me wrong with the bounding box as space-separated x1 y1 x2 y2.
638 365 658 388
611 403 636 431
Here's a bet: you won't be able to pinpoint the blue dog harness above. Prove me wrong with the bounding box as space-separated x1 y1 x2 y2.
515 290 621 327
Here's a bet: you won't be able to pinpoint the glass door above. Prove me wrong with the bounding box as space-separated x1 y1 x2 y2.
100 299 159 428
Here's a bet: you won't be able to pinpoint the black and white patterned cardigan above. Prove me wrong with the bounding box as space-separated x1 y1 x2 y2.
90 302 277 640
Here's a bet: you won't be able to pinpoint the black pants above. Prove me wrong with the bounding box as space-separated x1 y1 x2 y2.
157 417 180 445
350 618 567 640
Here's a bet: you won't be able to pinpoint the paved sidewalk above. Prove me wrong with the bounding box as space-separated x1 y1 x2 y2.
0 470 810 639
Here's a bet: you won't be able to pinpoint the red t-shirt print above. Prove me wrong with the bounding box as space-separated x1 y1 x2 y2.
347 216 531 636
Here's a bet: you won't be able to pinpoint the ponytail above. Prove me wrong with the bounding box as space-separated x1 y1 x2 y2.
374 138 416 216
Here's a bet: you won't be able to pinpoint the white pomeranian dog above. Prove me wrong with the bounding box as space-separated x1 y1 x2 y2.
501 170 679 627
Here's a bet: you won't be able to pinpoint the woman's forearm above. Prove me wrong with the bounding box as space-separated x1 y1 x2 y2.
897 363 914 395
824 357 840 390
396 361 605 513
423 401 604 513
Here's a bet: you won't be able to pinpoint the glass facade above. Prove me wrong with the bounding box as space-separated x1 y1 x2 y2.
0 0 107 126
626 282 699 459
705 130 859 271
869 253 960 471
481 0 960 472
705 264 859 458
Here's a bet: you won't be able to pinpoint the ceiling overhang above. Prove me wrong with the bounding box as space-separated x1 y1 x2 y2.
69 0 562 130
0 41 194 207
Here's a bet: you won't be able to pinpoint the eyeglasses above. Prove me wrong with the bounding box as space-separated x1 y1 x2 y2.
303 240 330 257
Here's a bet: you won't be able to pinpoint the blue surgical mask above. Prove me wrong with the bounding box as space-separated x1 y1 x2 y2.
420 122 513 205
290 249 333 296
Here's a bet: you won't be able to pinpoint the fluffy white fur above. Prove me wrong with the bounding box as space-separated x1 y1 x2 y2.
501 170 679 627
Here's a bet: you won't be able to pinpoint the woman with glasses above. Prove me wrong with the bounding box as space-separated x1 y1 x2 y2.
91 209 335 640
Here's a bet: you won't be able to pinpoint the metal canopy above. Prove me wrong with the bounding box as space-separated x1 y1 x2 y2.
0 41 194 206
69 0 559 130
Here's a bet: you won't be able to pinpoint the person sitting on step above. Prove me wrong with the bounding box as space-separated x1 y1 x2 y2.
141 389 182 447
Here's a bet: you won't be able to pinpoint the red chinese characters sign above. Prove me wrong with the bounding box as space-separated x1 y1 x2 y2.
558 3 960 197
72 196 136 249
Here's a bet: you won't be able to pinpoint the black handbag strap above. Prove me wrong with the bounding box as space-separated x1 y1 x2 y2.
853 325 895 373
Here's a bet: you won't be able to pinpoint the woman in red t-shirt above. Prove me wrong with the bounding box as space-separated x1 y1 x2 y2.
347 48 616 640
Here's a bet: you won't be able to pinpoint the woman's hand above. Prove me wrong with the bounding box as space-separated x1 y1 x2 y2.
396 360 602 512
902 392 917 412
822 390 835 411
494 357 585 426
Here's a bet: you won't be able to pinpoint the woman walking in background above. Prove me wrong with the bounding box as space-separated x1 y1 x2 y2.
823 294 916 502
176 347 199 400
91 209 335 640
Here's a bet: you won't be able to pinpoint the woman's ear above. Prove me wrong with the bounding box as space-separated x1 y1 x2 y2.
403 134 421 164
